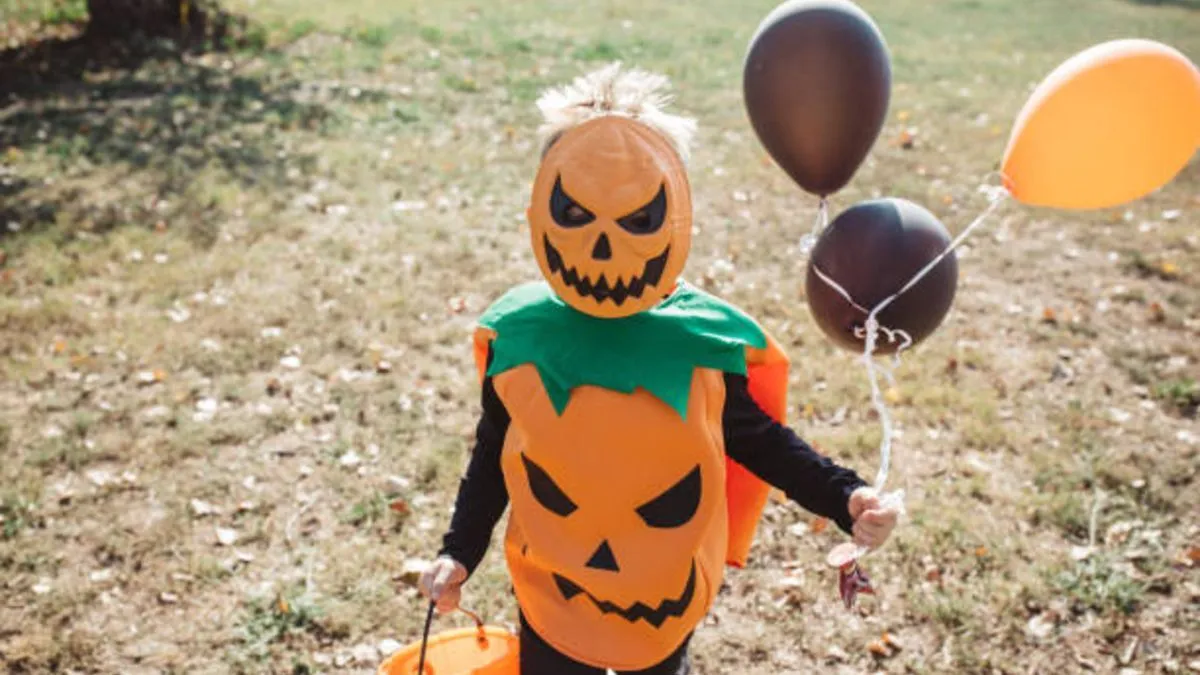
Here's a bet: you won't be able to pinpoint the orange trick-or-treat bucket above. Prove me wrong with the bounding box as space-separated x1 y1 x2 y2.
379 606 519 675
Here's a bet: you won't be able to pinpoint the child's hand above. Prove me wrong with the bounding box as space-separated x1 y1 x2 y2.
418 556 468 614
848 487 899 550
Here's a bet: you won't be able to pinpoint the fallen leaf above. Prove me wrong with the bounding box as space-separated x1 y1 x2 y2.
1149 302 1166 323
1120 637 1139 666
190 499 219 517
215 527 238 546
867 640 891 657
89 569 114 583
1042 308 1057 323
388 498 411 517
398 558 430 586
352 644 379 664
277 595 290 614
1026 612 1055 639
810 518 829 534
392 200 428 212
882 632 903 652
1175 546 1199 568
52 338 67 354
974 546 988 557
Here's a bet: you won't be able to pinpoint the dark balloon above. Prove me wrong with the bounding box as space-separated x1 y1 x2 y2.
805 199 957 355
744 0 892 197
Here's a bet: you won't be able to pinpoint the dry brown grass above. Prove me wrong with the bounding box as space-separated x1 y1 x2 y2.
1 0 1198 672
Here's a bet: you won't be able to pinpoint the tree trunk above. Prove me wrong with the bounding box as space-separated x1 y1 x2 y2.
86 0 207 38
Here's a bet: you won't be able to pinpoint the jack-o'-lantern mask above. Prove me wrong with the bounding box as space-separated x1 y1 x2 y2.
527 116 693 319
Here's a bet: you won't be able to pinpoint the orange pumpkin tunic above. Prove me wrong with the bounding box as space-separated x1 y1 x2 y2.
440 281 865 670
466 282 790 670
494 365 730 670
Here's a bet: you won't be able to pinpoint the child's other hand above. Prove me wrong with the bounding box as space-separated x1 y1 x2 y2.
418 556 468 614
848 487 899 550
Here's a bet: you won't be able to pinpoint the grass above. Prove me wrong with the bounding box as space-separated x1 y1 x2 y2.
238 589 326 663
1153 377 1200 417
0 0 1197 671
1055 554 1146 616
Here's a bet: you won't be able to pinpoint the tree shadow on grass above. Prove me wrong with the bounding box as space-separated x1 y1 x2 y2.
0 23 330 249
1125 0 1200 9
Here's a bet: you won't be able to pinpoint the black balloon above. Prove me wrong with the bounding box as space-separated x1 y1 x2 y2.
805 199 957 355
744 0 892 197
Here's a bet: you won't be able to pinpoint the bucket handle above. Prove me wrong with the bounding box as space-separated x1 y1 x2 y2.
415 603 489 675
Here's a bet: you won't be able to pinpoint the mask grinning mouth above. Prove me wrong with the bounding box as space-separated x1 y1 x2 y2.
544 235 669 306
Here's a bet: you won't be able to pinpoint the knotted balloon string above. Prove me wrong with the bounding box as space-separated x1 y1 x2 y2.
813 181 1011 562
800 198 829 255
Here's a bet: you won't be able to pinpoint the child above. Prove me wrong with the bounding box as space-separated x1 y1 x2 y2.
418 63 899 675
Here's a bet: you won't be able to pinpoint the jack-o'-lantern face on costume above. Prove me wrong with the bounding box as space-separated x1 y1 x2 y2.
495 368 729 670
528 116 693 319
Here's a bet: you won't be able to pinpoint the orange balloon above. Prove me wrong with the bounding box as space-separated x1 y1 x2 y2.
378 627 518 675
1001 39 1200 210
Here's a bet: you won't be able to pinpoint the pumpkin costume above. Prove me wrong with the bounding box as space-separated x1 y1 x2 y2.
437 65 867 674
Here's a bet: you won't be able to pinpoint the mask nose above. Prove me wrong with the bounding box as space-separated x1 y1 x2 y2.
591 233 612 261
585 540 619 571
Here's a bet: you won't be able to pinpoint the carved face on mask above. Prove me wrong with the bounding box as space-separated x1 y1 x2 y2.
527 116 693 319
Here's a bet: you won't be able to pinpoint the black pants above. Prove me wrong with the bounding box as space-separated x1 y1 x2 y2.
518 614 692 675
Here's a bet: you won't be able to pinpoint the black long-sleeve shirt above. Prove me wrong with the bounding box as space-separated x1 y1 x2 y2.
440 371 867 575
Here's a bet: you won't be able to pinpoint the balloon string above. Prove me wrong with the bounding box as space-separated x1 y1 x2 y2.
810 186 1010 542
800 198 828 254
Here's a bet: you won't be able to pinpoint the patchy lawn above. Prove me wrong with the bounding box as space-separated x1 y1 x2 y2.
1 0 1197 672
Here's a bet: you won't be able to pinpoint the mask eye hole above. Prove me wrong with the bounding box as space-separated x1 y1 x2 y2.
617 185 667 235
635 465 700 528
550 176 595 228
521 454 578 517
